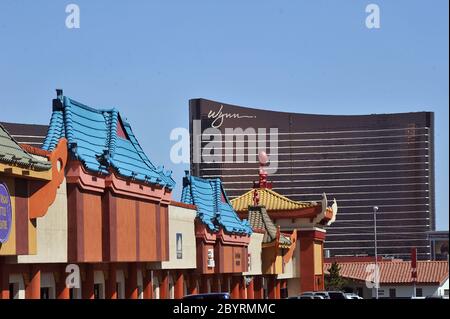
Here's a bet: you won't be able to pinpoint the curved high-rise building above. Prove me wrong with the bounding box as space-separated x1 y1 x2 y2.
189 98 434 260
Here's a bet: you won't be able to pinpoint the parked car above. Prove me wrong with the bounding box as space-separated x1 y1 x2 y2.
425 295 448 299
296 291 348 300
300 291 329 299
298 295 315 299
182 292 231 300
345 293 363 299
326 291 347 299
313 291 331 299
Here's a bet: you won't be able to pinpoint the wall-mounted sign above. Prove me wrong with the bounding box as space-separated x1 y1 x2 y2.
235 252 241 266
207 249 215 268
176 233 183 259
0 183 12 243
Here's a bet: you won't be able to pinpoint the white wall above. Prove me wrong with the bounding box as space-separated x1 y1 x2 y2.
374 285 441 298
161 205 197 270
438 278 449 297
278 242 300 280
18 179 68 263
243 233 263 276
356 281 449 298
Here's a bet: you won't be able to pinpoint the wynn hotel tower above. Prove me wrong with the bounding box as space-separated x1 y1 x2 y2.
189 99 435 260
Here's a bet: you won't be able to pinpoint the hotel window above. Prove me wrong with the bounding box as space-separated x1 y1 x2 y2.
176 233 183 259
444 289 449 297
416 288 423 297
389 288 396 298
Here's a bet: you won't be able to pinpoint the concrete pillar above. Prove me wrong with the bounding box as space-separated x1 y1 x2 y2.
26 266 40 299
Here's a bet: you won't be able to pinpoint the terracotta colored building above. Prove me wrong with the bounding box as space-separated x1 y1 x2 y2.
181 174 252 298
0 123 67 299
1 90 336 299
231 161 337 295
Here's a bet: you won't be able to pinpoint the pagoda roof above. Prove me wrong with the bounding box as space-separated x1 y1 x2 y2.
181 174 252 236
248 206 292 248
42 91 175 190
0 124 52 172
231 188 318 213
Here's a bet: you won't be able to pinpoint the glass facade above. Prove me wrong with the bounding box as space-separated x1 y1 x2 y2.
190 99 435 260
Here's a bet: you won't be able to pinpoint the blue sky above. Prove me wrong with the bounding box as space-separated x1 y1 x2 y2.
0 1 448 229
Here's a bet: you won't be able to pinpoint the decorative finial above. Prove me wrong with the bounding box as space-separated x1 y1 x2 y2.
253 189 260 206
257 151 270 189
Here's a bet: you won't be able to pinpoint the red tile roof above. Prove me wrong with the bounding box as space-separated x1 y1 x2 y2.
324 261 449 285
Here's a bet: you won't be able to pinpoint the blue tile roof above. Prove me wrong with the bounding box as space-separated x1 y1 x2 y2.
181 174 252 235
42 91 175 190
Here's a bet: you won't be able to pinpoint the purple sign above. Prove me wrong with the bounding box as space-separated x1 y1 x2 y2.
0 183 12 244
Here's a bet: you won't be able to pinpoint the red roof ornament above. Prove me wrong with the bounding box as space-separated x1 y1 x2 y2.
254 151 272 189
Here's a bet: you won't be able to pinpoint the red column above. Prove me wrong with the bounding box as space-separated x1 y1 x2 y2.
159 271 169 299
253 276 263 299
143 269 153 299
280 279 287 298
126 263 138 299
188 275 198 295
26 266 41 299
106 263 117 299
247 278 254 299
268 276 276 299
231 276 240 299
239 277 246 299
57 265 70 299
82 264 94 299
174 272 184 299
274 279 281 299
200 276 209 293
211 275 220 293
0 263 10 299
298 230 326 293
